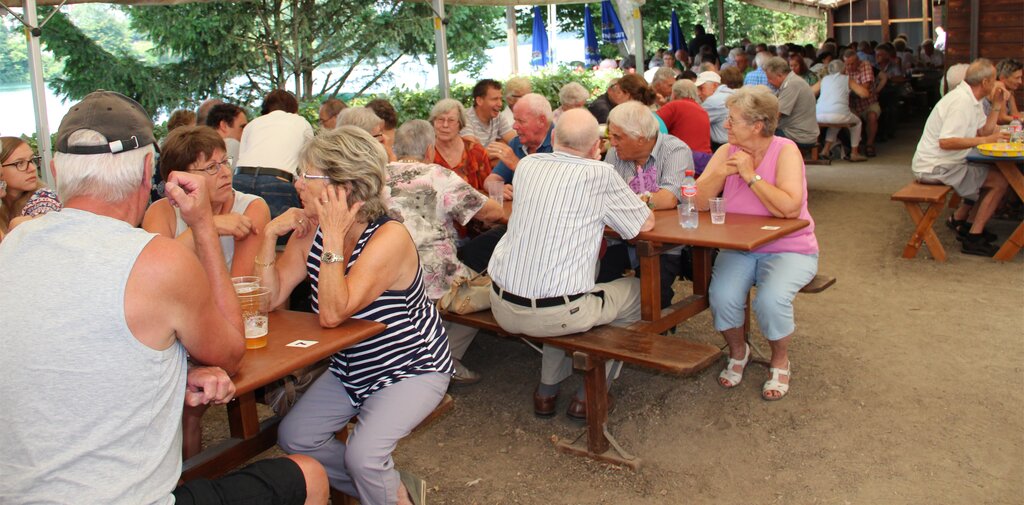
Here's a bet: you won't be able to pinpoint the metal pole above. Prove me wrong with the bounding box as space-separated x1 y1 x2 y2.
547 4 557 64
632 2 644 74
506 6 519 75
432 0 450 99
23 0 53 187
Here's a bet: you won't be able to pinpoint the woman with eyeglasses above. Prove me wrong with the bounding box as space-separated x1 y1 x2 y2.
694 86 819 402
429 98 492 191
142 126 270 278
1 137 62 237
258 126 451 505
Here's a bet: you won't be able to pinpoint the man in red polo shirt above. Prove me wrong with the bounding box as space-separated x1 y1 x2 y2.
656 79 713 171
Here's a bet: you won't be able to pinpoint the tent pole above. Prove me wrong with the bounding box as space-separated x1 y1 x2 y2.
547 4 556 64
23 0 53 187
432 0 450 99
506 6 518 75
632 2 644 74
716 0 726 44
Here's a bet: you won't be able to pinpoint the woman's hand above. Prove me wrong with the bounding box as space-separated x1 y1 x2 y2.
725 150 754 179
265 207 316 239
214 213 255 240
312 184 364 240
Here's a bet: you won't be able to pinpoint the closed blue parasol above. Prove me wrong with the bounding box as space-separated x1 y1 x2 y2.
531 6 551 68
669 10 685 53
600 0 627 44
583 5 600 66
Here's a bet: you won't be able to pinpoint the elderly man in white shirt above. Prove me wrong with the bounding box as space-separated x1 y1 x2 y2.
912 58 1010 256
488 108 654 422
696 70 734 148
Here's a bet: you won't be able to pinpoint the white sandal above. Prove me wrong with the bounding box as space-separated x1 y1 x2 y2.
762 361 791 401
718 343 750 388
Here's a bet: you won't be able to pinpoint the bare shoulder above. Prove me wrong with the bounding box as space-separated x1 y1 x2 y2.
142 197 176 235
125 236 205 349
131 235 203 293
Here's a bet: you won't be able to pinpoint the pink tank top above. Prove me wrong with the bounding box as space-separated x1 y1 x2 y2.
724 137 818 255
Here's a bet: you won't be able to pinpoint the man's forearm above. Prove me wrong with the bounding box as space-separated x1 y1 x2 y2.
193 221 243 327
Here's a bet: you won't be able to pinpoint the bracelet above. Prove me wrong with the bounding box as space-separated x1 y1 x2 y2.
254 257 275 268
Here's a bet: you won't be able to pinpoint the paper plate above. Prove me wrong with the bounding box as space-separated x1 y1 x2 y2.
978 143 1024 157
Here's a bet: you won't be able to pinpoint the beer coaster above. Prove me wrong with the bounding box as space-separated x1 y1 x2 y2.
760 226 781 230
286 340 319 348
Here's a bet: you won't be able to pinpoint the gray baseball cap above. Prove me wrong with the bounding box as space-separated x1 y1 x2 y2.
56 90 157 155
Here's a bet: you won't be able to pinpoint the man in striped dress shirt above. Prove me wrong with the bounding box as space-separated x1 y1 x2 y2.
487 108 655 421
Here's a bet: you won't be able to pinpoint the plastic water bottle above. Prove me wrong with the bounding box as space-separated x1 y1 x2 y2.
1009 116 1023 143
679 169 698 229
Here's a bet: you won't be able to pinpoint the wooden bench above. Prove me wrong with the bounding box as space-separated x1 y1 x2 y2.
441 309 720 469
891 182 953 261
742 273 836 363
816 121 859 163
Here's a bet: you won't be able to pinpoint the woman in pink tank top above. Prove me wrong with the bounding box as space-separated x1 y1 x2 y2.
695 87 819 402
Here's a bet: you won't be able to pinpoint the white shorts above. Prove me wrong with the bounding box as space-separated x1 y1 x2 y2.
914 162 989 200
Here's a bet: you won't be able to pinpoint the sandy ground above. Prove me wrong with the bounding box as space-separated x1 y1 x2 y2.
205 119 1024 504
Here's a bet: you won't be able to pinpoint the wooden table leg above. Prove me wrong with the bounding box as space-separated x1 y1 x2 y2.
994 161 1024 262
902 201 946 261
227 392 261 439
636 241 661 322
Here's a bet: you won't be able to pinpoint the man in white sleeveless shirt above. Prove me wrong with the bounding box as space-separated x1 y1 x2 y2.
0 91 328 505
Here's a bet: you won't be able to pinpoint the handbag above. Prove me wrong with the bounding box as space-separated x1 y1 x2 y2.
437 269 492 314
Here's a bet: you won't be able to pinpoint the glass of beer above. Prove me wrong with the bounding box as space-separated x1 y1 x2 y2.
236 286 271 349
232 276 261 294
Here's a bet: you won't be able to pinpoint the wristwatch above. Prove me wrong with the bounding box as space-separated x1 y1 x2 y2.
321 251 344 264
747 174 763 188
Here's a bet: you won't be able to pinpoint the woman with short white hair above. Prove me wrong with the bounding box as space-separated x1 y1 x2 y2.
812 59 870 161
429 98 492 191
553 82 590 121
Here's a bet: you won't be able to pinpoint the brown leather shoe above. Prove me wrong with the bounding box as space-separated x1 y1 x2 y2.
533 388 558 418
566 393 614 421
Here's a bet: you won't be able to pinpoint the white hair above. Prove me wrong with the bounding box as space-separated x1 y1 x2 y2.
552 108 599 153
607 101 659 140
754 51 771 68
515 93 554 123
558 82 590 108
671 80 700 101
429 98 468 129
53 129 153 203
393 119 435 159
336 107 383 134
652 67 677 85
504 76 532 99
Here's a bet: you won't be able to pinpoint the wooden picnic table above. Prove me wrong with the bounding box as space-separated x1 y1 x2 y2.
180 310 385 482
967 149 1024 262
626 210 809 334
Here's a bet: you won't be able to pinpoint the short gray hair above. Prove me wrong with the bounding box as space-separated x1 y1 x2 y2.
754 51 771 68
552 108 599 153
652 67 677 85
53 129 154 203
827 59 845 75
607 101 659 140
299 125 388 223
336 107 383 134
429 98 468 130
762 56 791 76
964 58 995 86
515 93 554 123
393 119 435 160
558 82 590 108
725 86 779 137
671 79 700 101
504 76 532 99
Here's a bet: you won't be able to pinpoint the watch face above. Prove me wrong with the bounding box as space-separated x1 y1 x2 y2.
322 252 342 263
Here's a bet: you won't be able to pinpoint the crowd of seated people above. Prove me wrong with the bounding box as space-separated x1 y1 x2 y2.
11 23 1022 503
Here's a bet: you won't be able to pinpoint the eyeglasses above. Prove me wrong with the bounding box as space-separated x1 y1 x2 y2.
2 156 41 173
724 116 751 127
188 157 233 175
372 132 385 141
296 167 332 181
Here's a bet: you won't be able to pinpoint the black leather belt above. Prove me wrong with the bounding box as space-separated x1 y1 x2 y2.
237 166 294 182
492 283 585 308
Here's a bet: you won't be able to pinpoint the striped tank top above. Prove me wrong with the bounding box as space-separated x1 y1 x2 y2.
308 216 454 407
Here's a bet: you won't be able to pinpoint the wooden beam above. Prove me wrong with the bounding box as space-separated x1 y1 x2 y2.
739 0 825 19
879 0 891 41
716 0 726 43
832 20 884 26
827 8 835 39
969 0 979 59
922 0 931 42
